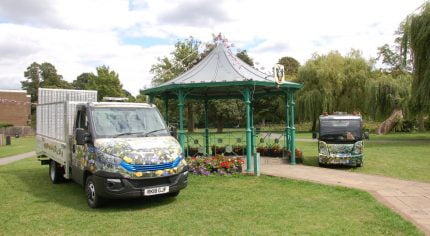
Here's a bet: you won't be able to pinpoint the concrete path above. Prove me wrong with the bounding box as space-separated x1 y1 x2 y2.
259 159 430 235
0 151 35 166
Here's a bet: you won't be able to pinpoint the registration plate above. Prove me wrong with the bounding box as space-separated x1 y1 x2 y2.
144 186 169 196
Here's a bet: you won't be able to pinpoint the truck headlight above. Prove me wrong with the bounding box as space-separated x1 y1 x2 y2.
97 151 123 165
352 141 363 155
319 141 329 155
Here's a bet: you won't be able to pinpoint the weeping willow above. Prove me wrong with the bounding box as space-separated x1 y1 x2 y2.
365 73 411 121
295 51 370 130
402 3 430 114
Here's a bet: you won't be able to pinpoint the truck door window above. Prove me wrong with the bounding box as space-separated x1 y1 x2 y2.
77 110 88 130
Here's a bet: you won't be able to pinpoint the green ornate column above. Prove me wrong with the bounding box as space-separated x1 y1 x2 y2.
148 95 155 104
284 92 290 155
241 88 252 172
289 91 296 164
163 96 169 125
177 90 186 155
250 101 255 155
204 98 209 155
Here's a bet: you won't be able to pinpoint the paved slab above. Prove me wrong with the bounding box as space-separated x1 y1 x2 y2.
258 160 430 235
0 151 35 166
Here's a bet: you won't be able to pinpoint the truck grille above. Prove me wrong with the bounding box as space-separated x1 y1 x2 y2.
120 157 181 172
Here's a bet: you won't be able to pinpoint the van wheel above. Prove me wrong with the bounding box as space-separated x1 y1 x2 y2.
49 160 64 184
85 175 103 208
356 162 363 167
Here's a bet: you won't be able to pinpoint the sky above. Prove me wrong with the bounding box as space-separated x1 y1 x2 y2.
0 0 426 95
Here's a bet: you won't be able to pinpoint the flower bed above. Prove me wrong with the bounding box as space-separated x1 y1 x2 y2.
187 145 304 162
187 155 244 176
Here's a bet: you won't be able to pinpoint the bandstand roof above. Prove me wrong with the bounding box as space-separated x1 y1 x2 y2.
143 42 302 100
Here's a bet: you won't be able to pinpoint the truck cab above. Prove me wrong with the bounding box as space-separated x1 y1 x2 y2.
313 113 368 167
36 89 188 208
72 102 188 207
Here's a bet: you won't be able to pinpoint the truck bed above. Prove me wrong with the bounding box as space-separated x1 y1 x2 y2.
36 88 97 174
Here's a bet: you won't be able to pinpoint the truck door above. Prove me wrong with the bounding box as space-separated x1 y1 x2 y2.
71 108 90 186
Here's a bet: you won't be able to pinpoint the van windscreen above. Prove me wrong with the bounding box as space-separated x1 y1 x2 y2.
319 119 362 141
92 107 168 138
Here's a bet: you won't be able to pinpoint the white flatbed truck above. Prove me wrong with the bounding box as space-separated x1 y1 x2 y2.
36 88 188 208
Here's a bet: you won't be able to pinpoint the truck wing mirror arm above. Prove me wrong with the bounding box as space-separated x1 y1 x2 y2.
76 128 91 145
169 125 177 138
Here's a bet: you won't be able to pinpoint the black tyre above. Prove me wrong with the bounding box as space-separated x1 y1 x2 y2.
85 175 104 208
167 191 180 197
356 161 363 167
49 160 64 184
318 162 326 168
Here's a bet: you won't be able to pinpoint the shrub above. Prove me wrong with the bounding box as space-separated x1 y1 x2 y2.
0 123 13 128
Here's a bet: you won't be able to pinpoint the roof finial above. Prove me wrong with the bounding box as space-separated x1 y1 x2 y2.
213 32 224 45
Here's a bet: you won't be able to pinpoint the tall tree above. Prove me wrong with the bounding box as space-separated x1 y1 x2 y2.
73 73 95 90
22 62 41 103
21 62 72 102
122 89 136 102
295 51 371 131
150 37 210 132
209 99 244 133
21 62 72 127
277 56 300 80
236 50 254 66
401 3 430 131
365 72 411 134
85 66 125 101
150 38 202 86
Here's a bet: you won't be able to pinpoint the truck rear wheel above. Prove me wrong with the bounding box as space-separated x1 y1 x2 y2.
49 160 64 184
85 175 104 208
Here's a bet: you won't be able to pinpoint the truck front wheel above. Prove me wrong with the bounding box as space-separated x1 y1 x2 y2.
85 175 104 208
49 160 64 184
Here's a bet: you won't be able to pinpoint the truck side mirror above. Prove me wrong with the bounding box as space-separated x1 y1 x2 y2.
312 132 318 139
76 128 91 145
364 131 369 140
169 125 177 138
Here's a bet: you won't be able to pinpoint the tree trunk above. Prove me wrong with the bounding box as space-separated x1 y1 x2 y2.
418 113 425 132
261 118 266 127
216 117 224 133
376 109 403 135
311 118 317 132
187 103 194 133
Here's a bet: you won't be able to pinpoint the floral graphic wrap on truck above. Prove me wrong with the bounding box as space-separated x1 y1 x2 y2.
74 137 187 178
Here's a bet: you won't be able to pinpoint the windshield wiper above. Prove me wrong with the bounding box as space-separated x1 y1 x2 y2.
141 129 166 137
113 129 166 138
113 131 146 138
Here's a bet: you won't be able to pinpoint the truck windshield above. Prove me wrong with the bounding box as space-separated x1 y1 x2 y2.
92 107 168 138
319 119 362 141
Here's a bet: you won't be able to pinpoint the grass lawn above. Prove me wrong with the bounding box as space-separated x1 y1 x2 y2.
369 132 430 140
0 136 36 158
299 140 430 183
0 158 421 235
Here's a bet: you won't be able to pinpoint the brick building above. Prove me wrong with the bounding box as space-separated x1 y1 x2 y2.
0 90 31 126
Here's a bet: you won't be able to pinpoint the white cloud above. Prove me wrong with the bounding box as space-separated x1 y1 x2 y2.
0 0 426 95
